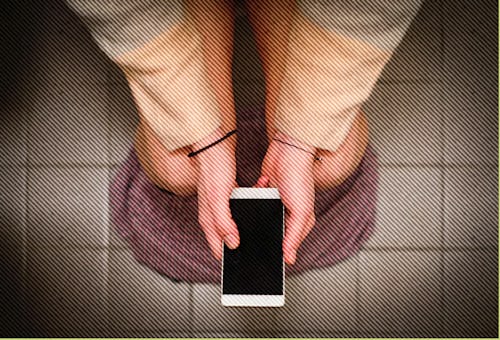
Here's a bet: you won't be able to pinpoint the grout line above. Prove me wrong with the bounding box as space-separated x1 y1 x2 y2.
354 252 362 335
20 2 38 331
438 0 445 83
380 163 443 169
105 62 114 187
24 244 112 251
362 245 498 252
102 246 111 336
102 121 112 337
379 162 498 169
1 162 118 170
274 328 446 338
104 165 114 250
187 282 195 337
437 0 446 333
19 164 31 334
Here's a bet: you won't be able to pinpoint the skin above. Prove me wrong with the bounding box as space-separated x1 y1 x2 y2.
133 0 369 264
248 0 369 264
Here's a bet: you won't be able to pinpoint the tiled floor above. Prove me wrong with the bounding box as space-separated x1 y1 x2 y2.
0 0 497 337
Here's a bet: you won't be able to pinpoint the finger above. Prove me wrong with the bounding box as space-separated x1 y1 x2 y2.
205 226 223 260
283 209 312 265
198 213 223 260
253 175 269 188
214 199 240 249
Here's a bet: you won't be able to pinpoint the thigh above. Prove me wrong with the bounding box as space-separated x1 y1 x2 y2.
66 0 185 59
272 0 423 153
298 0 424 52
134 119 200 196
313 110 369 191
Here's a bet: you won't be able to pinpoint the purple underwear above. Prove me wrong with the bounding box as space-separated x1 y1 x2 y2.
109 107 379 284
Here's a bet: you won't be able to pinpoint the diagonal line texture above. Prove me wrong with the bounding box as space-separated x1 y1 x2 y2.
0 0 497 338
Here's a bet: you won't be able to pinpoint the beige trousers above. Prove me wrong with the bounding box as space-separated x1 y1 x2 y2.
68 0 423 152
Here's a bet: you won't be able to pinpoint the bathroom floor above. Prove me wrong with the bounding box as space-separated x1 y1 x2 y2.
0 0 497 337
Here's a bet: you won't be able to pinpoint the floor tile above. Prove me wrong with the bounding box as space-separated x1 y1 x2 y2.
232 15 265 83
133 331 193 338
441 80 497 165
190 331 266 338
441 2 497 165
107 249 191 334
0 167 27 251
233 77 266 111
365 166 442 248
442 31 496 94
442 0 496 87
442 0 496 33
275 331 362 338
191 282 278 335
106 73 139 166
27 167 109 247
1 4 36 168
442 249 498 337
27 77 110 165
108 226 128 249
359 250 442 336
443 166 497 248
0 167 27 336
25 2 111 165
379 0 442 84
107 165 132 249
25 328 110 338
22 249 108 335
276 256 359 335
364 83 442 165
148 331 263 338
0 107 29 166
30 2 109 86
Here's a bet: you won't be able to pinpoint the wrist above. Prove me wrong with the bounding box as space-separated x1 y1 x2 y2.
274 130 317 153
191 127 226 152
190 127 236 165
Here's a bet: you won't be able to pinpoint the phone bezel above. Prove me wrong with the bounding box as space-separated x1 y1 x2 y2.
221 187 285 307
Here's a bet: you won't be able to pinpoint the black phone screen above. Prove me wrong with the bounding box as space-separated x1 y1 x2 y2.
223 198 284 295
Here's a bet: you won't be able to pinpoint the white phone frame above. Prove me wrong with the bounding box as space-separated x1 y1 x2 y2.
221 187 285 307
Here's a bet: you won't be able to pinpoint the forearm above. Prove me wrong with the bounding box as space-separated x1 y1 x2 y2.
191 126 236 161
273 130 316 154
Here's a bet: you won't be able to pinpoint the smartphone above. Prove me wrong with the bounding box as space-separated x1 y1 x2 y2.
221 187 285 307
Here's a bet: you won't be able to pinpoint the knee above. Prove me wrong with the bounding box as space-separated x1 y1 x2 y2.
146 155 198 197
313 111 369 190
134 122 199 197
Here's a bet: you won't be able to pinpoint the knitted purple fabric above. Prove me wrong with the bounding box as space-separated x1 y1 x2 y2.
109 107 379 284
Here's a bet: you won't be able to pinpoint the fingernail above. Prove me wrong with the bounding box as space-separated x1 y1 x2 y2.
258 176 268 185
225 234 239 249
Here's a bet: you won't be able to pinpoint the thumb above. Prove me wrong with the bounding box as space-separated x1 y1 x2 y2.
215 201 240 249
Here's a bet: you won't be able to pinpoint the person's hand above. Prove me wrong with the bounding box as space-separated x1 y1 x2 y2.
260 131 317 265
193 128 239 261
193 127 272 261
